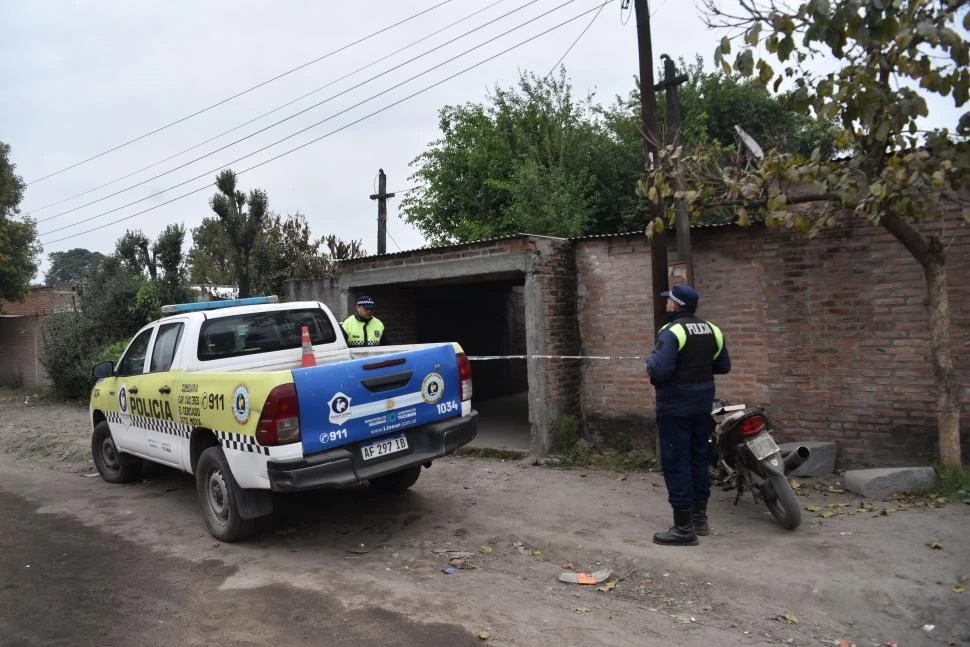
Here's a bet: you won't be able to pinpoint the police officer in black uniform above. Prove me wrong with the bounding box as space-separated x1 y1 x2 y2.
646 284 731 545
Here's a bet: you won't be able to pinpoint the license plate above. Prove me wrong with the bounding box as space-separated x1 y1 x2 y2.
746 433 779 461
361 435 409 461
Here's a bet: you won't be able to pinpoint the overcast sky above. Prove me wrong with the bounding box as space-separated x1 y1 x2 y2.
2 1 964 283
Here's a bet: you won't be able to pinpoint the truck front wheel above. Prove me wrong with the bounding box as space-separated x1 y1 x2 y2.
196 446 255 542
369 465 421 493
92 421 142 483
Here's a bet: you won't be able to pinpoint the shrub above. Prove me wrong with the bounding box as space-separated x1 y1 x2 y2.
40 312 100 400
97 339 131 366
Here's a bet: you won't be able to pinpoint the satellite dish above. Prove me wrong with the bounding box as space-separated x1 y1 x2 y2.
734 124 764 162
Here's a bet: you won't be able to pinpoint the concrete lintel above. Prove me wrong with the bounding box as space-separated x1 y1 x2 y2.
844 467 936 498
339 253 530 288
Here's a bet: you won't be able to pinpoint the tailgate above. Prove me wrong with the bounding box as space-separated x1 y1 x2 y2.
292 343 462 456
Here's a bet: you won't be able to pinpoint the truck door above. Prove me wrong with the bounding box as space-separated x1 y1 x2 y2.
139 320 187 468
110 326 155 458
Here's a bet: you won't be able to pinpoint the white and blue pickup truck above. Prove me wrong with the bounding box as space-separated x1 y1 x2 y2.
88 296 478 541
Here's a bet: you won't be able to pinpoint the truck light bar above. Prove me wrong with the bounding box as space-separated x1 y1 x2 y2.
161 295 279 314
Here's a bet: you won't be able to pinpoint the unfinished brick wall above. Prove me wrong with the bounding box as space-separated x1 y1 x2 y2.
576 216 970 467
528 238 583 451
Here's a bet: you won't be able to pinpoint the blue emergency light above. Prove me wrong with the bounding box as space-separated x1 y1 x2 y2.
161 295 279 314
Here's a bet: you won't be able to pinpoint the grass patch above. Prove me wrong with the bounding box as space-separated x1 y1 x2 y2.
932 465 970 500
548 414 656 473
455 447 526 461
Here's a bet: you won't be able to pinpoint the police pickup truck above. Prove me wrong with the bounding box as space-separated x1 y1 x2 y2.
89 296 478 541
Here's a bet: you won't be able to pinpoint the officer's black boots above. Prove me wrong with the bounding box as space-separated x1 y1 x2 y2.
653 508 699 546
691 501 709 536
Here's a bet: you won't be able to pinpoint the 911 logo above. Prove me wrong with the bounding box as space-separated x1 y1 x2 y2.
328 392 352 424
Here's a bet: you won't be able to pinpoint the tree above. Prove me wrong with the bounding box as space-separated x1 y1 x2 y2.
45 248 106 286
209 170 268 298
402 70 646 244
41 256 146 399
252 212 327 296
645 0 968 466
115 230 155 279
0 141 41 306
604 56 840 159
402 67 838 244
187 217 235 286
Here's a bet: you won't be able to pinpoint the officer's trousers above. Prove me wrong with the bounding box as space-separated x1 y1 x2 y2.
657 413 711 509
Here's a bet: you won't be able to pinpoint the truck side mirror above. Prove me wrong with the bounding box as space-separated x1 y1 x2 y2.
92 361 115 379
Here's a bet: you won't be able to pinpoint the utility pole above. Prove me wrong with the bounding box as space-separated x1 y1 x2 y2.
655 54 693 284
633 0 668 333
369 168 395 255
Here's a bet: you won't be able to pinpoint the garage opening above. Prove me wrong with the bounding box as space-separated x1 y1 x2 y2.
412 280 530 453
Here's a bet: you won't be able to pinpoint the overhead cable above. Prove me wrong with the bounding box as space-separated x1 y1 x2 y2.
37 0 546 225
27 0 510 215
25 0 455 186
40 0 584 236
40 1 613 246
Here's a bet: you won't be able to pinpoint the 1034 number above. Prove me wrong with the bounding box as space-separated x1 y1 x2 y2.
435 400 459 415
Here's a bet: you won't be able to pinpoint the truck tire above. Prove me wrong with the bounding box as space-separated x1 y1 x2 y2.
369 465 422 493
196 446 255 542
91 421 142 484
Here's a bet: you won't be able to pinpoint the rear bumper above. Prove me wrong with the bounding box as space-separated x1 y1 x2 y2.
266 411 478 492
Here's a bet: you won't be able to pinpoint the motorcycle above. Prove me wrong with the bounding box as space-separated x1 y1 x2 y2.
710 399 810 530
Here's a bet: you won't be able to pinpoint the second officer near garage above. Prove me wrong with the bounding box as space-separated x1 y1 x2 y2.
341 295 389 347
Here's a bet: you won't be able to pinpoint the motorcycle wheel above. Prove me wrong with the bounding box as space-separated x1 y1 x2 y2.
763 471 801 530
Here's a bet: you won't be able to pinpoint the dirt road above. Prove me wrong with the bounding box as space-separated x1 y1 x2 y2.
1 391 968 646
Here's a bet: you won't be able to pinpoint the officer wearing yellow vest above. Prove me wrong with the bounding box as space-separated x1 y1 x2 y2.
341 295 388 347
646 284 731 546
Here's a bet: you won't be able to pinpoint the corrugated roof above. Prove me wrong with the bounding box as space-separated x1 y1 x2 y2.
347 224 740 261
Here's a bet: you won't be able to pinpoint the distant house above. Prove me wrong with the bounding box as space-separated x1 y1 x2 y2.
0 286 76 388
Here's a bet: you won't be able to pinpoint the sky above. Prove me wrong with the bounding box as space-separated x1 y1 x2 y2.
2 1 965 284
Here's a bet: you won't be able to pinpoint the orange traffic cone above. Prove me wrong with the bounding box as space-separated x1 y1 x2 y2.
300 325 316 367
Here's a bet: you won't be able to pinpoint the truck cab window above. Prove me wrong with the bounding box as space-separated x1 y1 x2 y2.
117 328 154 376
150 323 184 373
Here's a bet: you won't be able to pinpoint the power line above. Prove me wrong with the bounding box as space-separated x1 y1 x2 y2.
26 0 511 215
41 1 613 246
24 0 455 186
545 0 607 78
39 0 583 237
37 0 546 226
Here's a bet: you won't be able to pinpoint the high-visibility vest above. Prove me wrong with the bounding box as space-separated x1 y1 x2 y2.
659 315 724 383
341 315 385 347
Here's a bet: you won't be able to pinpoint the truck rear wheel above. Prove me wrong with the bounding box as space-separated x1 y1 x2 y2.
92 421 142 483
369 465 422 493
196 446 255 542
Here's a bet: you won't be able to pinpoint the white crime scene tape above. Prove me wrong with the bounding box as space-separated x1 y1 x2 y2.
466 354 645 361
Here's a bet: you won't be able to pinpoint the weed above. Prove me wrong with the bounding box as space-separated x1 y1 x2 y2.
932 465 970 500
455 447 526 461
613 436 633 454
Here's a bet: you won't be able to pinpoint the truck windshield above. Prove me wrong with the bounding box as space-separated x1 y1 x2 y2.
197 308 337 361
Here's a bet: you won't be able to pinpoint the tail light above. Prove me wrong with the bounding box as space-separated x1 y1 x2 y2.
256 383 301 446
457 352 473 402
738 414 766 438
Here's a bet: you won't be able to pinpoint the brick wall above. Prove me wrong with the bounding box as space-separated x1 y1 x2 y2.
528 238 583 451
576 216 970 468
575 236 657 450
0 316 47 388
